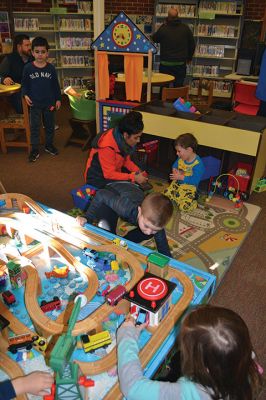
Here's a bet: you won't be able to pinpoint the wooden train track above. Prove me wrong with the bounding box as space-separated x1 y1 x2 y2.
0 193 194 399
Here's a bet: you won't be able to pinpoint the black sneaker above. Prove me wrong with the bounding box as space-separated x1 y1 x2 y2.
29 149 40 162
45 145 59 156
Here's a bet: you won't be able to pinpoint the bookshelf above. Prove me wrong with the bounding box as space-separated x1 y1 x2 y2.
153 0 244 97
13 0 95 90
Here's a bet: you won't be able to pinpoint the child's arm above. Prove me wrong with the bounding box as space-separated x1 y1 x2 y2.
0 379 16 400
21 66 32 105
12 371 53 396
117 320 181 400
51 65 62 108
0 372 53 400
154 229 172 257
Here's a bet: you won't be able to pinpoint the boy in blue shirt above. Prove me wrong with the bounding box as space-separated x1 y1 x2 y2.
164 133 205 211
22 36 61 162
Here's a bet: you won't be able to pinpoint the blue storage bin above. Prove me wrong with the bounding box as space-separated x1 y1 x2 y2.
201 156 221 180
71 184 97 211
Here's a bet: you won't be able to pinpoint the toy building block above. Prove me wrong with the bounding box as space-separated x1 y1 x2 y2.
254 178 266 193
173 97 197 113
6 259 27 289
147 252 169 278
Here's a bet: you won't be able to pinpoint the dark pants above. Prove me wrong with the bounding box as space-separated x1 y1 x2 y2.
257 100 266 117
30 106 55 150
9 92 23 114
159 63 187 87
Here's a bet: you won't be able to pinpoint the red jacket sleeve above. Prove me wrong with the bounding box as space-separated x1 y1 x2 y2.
98 147 138 182
124 155 140 174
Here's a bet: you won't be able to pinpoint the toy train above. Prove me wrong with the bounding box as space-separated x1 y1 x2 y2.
7 333 47 354
40 296 61 313
106 284 126 306
2 290 16 306
81 330 111 353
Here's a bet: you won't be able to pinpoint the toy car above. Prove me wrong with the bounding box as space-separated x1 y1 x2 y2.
40 296 61 313
136 309 149 325
81 330 111 353
97 282 110 297
105 285 126 306
8 333 34 354
2 290 16 306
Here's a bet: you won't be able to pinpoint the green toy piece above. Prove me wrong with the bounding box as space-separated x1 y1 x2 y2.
49 297 86 399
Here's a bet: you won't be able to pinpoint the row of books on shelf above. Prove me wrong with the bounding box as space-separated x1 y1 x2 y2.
61 55 90 66
14 18 39 31
197 24 238 38
59 37 92 49
190 78 233 93
77 1 93 13
193 64 220 76
199 1 238 13
195 44 225 57
58 18 92 31
156 4 196 17
63 77 87 89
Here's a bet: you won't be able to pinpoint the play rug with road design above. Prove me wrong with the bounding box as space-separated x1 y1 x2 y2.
117 178 261 286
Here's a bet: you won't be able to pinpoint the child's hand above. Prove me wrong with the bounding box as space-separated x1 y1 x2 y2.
170 168 184 181
24 95 33 106
76 216 87 226
56 100 61 110
123 315 148 332
135 172 148 185
12 371 54 396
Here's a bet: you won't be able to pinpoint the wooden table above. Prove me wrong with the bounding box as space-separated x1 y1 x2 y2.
0 83 21 116
0 83 21 96
115 72 175 85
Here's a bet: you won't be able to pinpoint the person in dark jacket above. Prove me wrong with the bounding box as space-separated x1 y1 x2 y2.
152 7 195 87
76 184 173 257
84 111 148 189
0 371 53 400
0 34 32 113
256 48 266 117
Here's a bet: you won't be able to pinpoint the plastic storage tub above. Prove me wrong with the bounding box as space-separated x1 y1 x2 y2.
228 162 252 193
71 184 97 211
66 89 96 121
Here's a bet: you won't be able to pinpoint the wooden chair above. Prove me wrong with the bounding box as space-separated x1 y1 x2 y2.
161 86 190 102
190 78 214 111
0 97 31 154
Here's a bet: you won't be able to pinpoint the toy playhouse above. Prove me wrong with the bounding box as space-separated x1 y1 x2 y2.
124 272 177 327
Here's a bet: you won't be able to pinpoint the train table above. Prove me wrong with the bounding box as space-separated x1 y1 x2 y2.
0 194 216 400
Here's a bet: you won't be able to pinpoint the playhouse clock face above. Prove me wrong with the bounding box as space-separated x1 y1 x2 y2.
112 22 133 48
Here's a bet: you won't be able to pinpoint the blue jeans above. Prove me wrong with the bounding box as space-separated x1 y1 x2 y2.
30 106 55 150
159 63 187 87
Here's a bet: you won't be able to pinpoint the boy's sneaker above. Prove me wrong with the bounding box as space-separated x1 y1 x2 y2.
45 145 59 156
29 149 40 162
